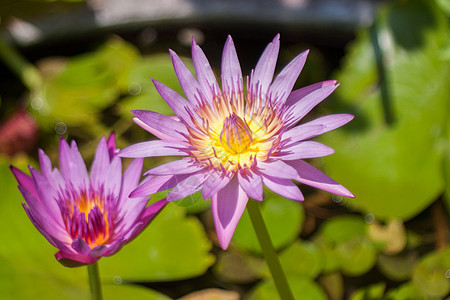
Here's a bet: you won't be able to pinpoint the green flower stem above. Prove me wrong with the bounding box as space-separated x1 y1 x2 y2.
247 200 295 300
87 262 103 300
0 37 43 91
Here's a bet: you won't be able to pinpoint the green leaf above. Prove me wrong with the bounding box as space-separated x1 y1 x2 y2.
35 38 139 127
320 0 450 221
279 241 324 279
232 190 304 254
412 246 450 298
386 282 422 300
313 216 377 276
103 284 171 300
320 215 366 243
377 252 418 281
100 204 215 282
349 282 386 300
247 276 327 300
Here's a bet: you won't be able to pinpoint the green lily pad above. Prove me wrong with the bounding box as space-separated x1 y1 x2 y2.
386 282 422 300
349 282 386 300
35 38 139 127
232 190 304 254
279 241 324 279
320 0 450 221
313 216 377 276
337 237 377 276
412 246 450 298
103 284 171 300
377 252 418 281
247 276 327 300
100 203 215 282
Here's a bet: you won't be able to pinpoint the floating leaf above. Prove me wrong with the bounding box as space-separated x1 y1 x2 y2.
103 284 170 300
247 276 327 300
313 216 377 276
337 237 377 276
349 282 386 300
35 38 139 127
178 288 239 300
412 246 450 298
279 241 324 279
320 0 450 221
213 250 264 283
100 204 215 282
317 272 344 300
386 282 422 299
232 190 304 254
377 252 418 282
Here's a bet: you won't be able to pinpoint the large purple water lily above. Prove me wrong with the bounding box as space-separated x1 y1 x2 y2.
10 133 167 267
119 35 355 249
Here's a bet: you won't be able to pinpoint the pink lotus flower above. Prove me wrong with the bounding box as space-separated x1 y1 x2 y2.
119 35 354 249
10 134 167 267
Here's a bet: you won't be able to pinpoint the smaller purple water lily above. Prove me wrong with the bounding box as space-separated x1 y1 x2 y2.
10 133 167 267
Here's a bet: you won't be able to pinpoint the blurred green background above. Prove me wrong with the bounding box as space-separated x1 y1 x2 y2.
0 0 449 299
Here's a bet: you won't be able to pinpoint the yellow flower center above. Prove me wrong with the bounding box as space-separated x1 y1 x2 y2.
63 191 112 248
220 114 252 155
186 92 284 173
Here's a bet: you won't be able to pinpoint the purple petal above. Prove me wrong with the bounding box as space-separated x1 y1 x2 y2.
129 175 173 198
260 174 304 201
284 84 339 128
238 171 263 201
170 49 205 107
252 34 280 99
290 114 354 139
103 156 122 197
145 158 203 176
107 132 116 159
267 49 309 105
130 174 191 198
152 79 196 127
287 160 354 197
276 141 334 160
71 238 91 255
118 140 189 158
55 251 98 267
10 165 37 198
192 38 221 101
285 80 337 106
18 186 69 243
201 171 233 200
281 124 325 145
22 204 60 248
117 158 143 208
38 149 66 191
257 159 299 179
211 176 248 250
221 36 243 96
90 137 110 189
58 138 89 191
167 172 209 201
29 167 65 225
132 110 187 141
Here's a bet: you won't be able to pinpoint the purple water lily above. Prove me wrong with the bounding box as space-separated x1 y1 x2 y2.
119 35 355 249
10 133 167 267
